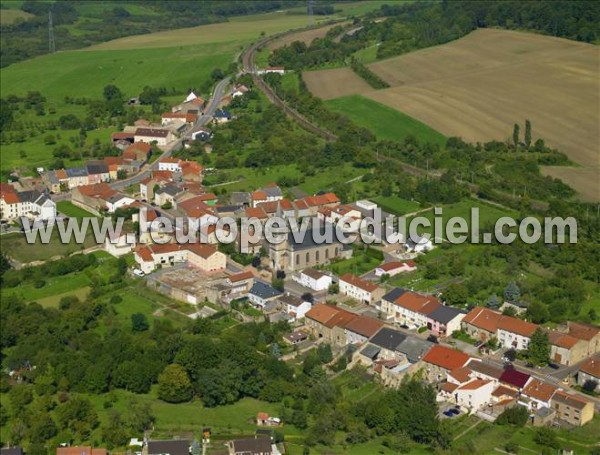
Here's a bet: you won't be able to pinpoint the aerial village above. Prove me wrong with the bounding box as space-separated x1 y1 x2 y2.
1 75 599 455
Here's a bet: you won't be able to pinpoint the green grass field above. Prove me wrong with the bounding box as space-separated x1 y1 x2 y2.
373 195 423 215
325 95 447 146
323 254 380 276
0 7 32 24
56 201 98 219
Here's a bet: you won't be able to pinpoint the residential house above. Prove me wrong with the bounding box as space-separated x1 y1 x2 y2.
497 317 538 350
159 157 183 172
284 331 308 345
123 142 152 162
85 160 110 184
154 184 182 207
392 291 441 328
71 183 117 215
227 436 272 455
56 448 106 455
499 366 531 391
161 112 197 126
66 167 89 188
231 191 251 207
278 294 312 320
43 169 68 193
191 126 212 141
140 170 173 201
295 192 340 216
551 391 595 426
519 378 558 413
454 379 496 411
339 273 384 305
422 345 470 382
104 231 136 257
374 261 417 277
181 161 203 182
379 288 407 319
344 315 384 345
213 109 232 124
577 355 600 392
0 186 56 222
367 327 408 362
428 305 466 337
226 271 254 294
134 127 174 146
305 303 357 345
111 132 134 145
248 281 282 309
134 243 225 274
104 156 125 180
232 84 250 97
548 331 589 366
257 199 296 218
567 322 600 357
465 359 504 383
293 268 332 291
461 306 503 342
147 440 190 455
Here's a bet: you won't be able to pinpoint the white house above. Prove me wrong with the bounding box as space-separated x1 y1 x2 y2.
496 317 538 351
519 378 558 413
106 194 135 213
454 379 495 411
374 261 417 277
392 291 441 328
0 188 57 222
339 273 384 305
104 232 136 257
248 281 282 308
293 268 332 291
134 243 225 275
279 294 312 320
158 158 182 172
405 235 433 253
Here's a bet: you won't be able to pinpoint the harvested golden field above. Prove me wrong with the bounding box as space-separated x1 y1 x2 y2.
268 22 346 50
303 67 374 100
541 167 599 202
363 29 599 199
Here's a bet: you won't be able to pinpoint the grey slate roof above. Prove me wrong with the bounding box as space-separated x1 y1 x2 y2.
231 192 251 205
370 327 406 351
147 440 189 455
262 186 282 198
66 167 88 177
467 359 504 379
156 185 181 196
86 160 109 175
396 336 433 363
382 287 406 303
287 222 344 251
231 437 272 454
250 281 282 300
429 305 465 324
360 343 381 360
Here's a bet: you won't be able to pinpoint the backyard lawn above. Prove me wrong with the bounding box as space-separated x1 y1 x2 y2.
56 201 98 219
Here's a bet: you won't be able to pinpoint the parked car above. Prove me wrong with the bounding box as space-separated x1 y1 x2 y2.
450 408 460 415
427 335 439 344
443 410 454 417
133 269 145 277
548 363 560 370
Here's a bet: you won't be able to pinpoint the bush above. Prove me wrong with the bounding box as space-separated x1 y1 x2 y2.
496 405 529 426
505 441 519 453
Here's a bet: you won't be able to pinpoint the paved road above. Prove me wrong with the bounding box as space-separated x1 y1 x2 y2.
51 76 231 201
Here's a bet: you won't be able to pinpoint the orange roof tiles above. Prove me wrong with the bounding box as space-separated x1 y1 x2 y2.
462 307 503 333
245 207 268 219
77 183 116 200
522 379 557 402
252 190 268 201
1 192 20 204
568 322 600 341
449 367 472 383
394 292 441 315
340 273 379 293
345 315 384 338
422 345 470 371
548 331 580 349
497 316 538 337
458 379 491 391
579 355 600 378
305 303 340 325
229 271 254 283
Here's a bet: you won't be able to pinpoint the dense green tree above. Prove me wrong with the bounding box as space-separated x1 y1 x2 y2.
158 364 193 403
527 329 550 366
524 120 532 148
131 313 149 332
496 405 529 426
512 123 520 147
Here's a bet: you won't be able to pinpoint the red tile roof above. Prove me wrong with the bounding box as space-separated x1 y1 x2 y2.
548 331 581 349
229 271 254 283
579 355 600 378
1 192 20 204
162 112 197 123
422 345 470 371
394 291 441 315
77 183 116 200
462 307 503 333
340 273 379 293
522 379 557 402
344 315 384 338
552 390 591 410
245 207 268 219
568 322 600 341
111 132 134 140
306 303 340 325
497 316 538 337
458 379 491 391
135 127 170 138
251 190 268 201
449 367 472 383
